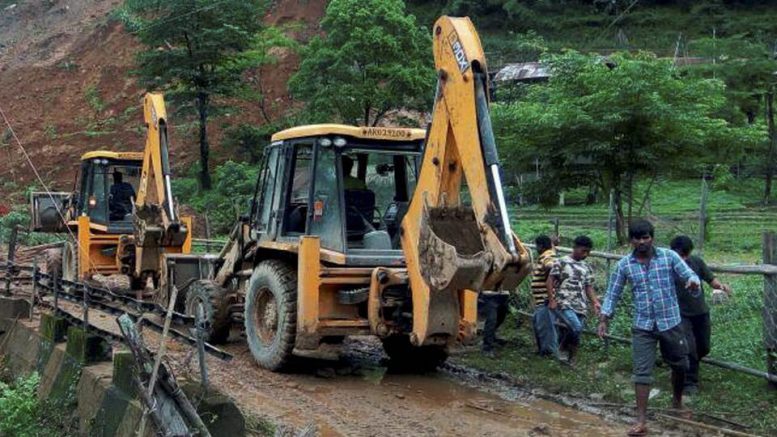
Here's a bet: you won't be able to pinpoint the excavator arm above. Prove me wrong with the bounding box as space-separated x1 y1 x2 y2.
400 16 530 346
133 93 190 278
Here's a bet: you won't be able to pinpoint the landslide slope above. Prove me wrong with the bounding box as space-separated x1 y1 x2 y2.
0 0 326 194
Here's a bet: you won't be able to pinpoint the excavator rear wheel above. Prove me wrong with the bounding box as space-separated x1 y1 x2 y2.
244 260 297 371
185 280 232 344
381 335 449 372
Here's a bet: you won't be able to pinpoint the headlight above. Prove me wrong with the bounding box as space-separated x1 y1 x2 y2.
88 196 97 208
333 137 347 147
319 138 332 147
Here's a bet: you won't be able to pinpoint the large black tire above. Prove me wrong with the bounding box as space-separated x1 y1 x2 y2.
185 280 232 344
244 260 297 371
44 248 63 287
382 335 449 372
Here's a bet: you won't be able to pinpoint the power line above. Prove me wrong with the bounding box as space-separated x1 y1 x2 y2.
584 0 641 53
0 104 119 294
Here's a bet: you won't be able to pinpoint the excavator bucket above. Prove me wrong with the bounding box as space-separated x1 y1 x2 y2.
417 203 491 293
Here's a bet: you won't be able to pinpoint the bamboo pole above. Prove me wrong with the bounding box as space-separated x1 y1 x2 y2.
523 243 777 275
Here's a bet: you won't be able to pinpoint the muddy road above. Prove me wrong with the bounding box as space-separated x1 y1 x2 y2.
24 291 630 436
162 336 628 436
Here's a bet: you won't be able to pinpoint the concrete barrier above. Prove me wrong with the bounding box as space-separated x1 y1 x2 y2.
0 316 245 436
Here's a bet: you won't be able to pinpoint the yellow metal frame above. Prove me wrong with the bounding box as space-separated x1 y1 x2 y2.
271 124 425 142
80 151 144 161
400 16 529 347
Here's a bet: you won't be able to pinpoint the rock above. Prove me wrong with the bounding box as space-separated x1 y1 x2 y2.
395 393 405 400
530 424 551 435
589 392 605 401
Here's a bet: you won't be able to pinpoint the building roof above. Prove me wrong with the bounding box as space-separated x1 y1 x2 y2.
271 124 426 142
493 62 550 82
80 151 144 161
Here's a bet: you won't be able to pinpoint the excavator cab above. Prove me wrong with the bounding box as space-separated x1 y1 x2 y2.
250 125 425 264
30 152 143 234
75 152 143 232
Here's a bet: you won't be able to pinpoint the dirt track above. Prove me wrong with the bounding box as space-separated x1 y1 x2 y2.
41 296 628 436
179 341 628 436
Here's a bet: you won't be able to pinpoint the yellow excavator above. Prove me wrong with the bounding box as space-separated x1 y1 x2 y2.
172 16 530 370
30 93 191 296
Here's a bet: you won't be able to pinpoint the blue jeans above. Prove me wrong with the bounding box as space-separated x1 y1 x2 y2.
552 309 585 348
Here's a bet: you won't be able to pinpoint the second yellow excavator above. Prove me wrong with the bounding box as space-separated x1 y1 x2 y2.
164 15 531 370
30 93 191 297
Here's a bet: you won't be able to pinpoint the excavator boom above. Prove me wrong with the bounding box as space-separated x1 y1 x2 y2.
133 93 190 278
400 16 530 346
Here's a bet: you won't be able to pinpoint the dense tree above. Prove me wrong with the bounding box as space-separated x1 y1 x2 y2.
120 0 267 189
493 51 757 242
686 37 777 204
289 0 434 126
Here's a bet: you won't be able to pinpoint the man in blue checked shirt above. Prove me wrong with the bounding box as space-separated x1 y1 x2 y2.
598 219 700 437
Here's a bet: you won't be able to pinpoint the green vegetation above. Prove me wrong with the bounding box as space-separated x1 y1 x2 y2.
289 0 434 126
453 179 777 434
174 160 261 234
119 0 271 189
492 50 756 242
0 372 75 436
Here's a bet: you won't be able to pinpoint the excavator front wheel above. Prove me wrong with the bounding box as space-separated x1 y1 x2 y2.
381 335 449 372
244 260 297 371
61 241 78 292
185 280 232 344
44 248 63 288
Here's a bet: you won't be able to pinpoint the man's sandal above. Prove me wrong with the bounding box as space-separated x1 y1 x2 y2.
627 423 648 436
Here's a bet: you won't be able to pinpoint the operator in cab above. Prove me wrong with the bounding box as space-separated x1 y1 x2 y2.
342 155 367 190
109 170 136 221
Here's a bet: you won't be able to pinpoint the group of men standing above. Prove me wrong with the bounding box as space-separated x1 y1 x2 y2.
479 219 731 436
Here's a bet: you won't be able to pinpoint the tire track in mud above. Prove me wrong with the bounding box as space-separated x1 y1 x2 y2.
21 286 627 436
171 338 629 436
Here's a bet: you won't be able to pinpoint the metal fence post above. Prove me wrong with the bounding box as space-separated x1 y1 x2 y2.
53 265 60 312
83 283 89 334
30 257 38 319
4 225 18 296
763 231 777 390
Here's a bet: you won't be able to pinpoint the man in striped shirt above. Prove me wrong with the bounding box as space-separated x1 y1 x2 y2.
599 220 700 436
530 235 558 356
531 235 557 305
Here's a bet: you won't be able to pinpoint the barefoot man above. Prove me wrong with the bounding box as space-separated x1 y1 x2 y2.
598 220 700 436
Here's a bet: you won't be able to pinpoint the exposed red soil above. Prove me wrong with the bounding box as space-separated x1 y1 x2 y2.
0 0 327 200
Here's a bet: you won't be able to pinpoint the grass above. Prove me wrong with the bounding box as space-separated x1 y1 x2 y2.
407 2 777 60
454 314 777 434
454 177 777 434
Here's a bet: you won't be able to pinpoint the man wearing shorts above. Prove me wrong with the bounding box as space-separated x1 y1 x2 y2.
598 220 700 436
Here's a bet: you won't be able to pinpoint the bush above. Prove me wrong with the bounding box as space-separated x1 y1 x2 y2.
174 160 261 234
0 373 42 437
